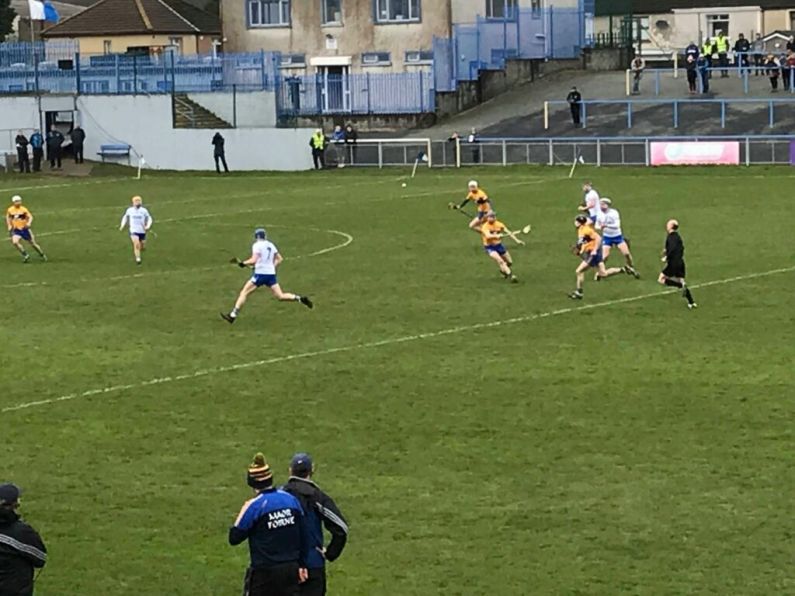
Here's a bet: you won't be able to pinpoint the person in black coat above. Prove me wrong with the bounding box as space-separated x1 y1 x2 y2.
658 219 697 309
282 454 348 596
15 131 31 173
212 132 229 174
70 126 86 164
567 86 582 126
0 484 47 596
46 129 64 169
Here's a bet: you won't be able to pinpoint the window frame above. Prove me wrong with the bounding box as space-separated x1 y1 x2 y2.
247 0 292 28
374 0 421 24
485 0 517 21
361 51 392 66
279 53 307 69
404 50 433 65
321 0 343 25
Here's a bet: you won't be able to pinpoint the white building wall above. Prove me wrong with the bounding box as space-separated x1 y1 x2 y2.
187 91 277 128
451 0 580 24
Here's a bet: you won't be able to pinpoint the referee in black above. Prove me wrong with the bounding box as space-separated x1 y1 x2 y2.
658 219 697 309
283 454 348 596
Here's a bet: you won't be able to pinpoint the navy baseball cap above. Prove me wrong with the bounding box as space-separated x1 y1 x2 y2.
290 453 313 475
0 483 21 505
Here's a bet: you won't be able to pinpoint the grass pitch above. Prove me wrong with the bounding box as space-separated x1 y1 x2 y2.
1 166 793 595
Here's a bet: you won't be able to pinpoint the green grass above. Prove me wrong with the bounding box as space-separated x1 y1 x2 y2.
1 166 793 595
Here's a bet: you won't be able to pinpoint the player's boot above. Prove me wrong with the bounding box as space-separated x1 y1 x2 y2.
510 275 519 283
687 303 698 310
568 290 583 300
220 312 236 323
623 265 640 278
299 296 314 309
22 254 30 263
40 254 47 262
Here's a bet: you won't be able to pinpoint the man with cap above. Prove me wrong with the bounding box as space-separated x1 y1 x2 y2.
0 483 47 596
229 453 310 596
283 454 349 596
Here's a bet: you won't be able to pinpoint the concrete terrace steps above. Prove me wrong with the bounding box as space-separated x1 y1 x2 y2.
172 94 232 129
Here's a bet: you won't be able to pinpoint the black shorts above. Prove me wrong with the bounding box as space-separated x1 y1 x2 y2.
299 567 326 596
244 563 300 596
663 260 686 279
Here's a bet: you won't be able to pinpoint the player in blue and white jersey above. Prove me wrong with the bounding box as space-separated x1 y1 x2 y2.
221 228 313 323
578 182 601 224
595 198 639 278
119 195 153 265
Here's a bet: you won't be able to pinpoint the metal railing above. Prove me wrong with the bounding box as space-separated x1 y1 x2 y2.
543 98 795 130
339 135 795 168
627 64 795 97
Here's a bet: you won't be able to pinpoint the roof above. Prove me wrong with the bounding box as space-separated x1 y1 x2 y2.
41 0 220 37
596 0 795 16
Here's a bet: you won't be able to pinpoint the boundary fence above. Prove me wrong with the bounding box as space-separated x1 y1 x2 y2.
628 65 795 97
338 135 795 168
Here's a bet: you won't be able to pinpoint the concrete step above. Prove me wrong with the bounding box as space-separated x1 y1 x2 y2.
173 94 232 129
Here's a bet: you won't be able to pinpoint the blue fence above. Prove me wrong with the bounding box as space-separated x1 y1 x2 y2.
277 72 434 117
0 42 280 94
435 6 587 91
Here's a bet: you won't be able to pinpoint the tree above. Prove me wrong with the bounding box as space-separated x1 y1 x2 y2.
0 0 16 42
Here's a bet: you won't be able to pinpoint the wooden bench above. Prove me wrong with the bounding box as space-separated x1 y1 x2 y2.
97 144 131 164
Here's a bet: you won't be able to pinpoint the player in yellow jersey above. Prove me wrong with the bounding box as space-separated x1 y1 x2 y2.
6 195 46 263
569 214 621 299
454 180 492 231
480 211 522 282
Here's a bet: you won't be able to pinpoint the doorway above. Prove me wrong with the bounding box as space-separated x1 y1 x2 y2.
318 65 350 113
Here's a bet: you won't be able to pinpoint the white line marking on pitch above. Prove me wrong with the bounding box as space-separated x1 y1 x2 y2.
0 228 353 289
3 265 791 414
0 178 128 193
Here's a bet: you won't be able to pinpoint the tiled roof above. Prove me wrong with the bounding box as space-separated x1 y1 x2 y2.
42 0 220 37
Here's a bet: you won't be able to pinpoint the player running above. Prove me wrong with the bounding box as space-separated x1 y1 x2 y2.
658 219 697 309
595 198 639 278
221 227 313 323
578 182 600 223
453 180 492 230
6 195 46 263
569 214 623 300
480 211 521 283
119 196 153 265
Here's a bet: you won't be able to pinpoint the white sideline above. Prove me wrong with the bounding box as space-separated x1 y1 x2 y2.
3 265 792 414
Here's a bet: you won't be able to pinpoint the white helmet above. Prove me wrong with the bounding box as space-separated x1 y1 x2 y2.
467 180 478 189
11 195 22 203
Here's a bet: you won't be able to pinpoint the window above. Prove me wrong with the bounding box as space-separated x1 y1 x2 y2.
362 51 391 66
706 13 729 38
405 50 433 64
322 0 342 25
375 0 420 23
248 0 291 27
531 0 542 15
103 40 112 54
169 37 183 54
279 53 306 68
486 0 517 20
789 10 795 31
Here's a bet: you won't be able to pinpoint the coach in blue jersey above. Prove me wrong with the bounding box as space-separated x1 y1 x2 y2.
229 453 309 596
283 454 348 596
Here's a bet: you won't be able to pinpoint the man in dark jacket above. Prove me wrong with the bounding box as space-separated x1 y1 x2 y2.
46 129 64 170
15 132 30 174
70 126 86 164
29 131 44 172
0 483 47 596
658 219 697 309
283 454 348 596
212 132 229 174
734 33 750 71
566 86 582 126
229 453 309 596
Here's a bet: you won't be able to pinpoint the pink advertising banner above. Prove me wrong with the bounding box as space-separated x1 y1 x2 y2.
650 142 740 166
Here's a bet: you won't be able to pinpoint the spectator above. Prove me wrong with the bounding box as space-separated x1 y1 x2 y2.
14 131 30 174
228 453 309 596
70 125 85 164
787 35 795 53
714 30 730 77
212 132 229 174
0 483 47 596
309 129 328 170
685 41 699 62
702 38 716 76
630 56 645 94
29 130 44 172
330 125 345 167
734 33 750 73
697 54 710 93
343 123 357 164
766 54 780 91
752 33 765 75
467 127 480 163
566 86 582 126
46 129 64 170
784 50 795 90
686 55 698 94
283 454 349 596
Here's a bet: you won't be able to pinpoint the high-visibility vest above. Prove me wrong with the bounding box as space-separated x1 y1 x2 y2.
715 36 729 53
703 42 714 57
311 133 325 150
